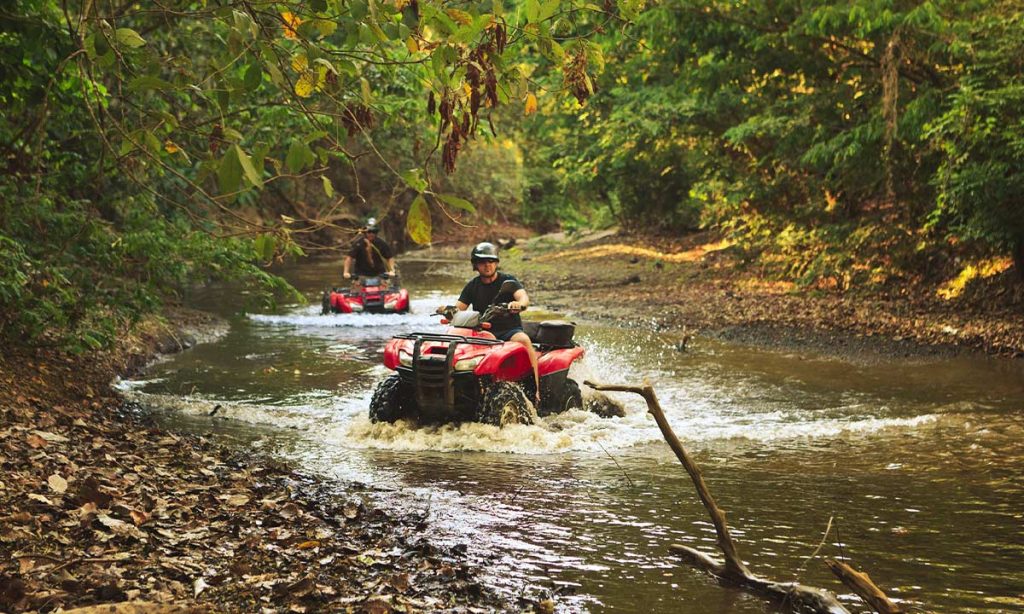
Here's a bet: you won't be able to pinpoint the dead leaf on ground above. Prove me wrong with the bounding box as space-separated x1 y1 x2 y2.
130 509 150 526
33 430 69 443
48 474 68 494
386 573 411 593
223 494 249 507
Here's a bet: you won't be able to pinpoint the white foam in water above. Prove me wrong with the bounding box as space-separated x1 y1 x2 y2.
128 298 946 454
248 296 443 330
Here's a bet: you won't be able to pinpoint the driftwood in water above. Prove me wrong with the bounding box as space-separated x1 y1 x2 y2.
826 560 905 613
584 380 850 614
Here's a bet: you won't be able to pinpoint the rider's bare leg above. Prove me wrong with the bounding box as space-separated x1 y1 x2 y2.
509 332 540 404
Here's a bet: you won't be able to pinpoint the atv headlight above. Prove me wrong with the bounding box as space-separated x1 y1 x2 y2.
453 355 483 372
385 299 398 310
399 350 412 367
349 302 363 312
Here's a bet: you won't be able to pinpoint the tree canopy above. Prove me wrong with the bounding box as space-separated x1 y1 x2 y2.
2 0 1022 349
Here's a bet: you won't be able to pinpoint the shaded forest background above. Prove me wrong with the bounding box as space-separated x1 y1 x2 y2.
2 0 1022 351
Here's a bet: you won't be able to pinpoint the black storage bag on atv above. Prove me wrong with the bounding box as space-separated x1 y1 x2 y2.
536 320 575 347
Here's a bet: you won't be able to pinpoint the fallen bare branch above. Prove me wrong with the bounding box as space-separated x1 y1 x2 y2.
585 379 850 614
826 559 905 613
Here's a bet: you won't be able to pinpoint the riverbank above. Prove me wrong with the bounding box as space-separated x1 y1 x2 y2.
423 229 1024 362
0 311 509 613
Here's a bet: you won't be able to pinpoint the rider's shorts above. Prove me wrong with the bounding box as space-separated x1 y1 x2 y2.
494 327 525 342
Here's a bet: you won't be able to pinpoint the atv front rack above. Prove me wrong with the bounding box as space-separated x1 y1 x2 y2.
393 332 503 345
394 332 502 411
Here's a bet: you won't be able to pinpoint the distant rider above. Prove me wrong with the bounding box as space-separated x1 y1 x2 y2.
439 242 541 404
343 218 395 280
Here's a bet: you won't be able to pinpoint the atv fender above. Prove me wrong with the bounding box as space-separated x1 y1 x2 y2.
331 292 353 313
474 343 532 381
382 338 407 370
537 346 584 375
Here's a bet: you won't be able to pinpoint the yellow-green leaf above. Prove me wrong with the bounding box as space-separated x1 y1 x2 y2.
315 18 338 37
436 193 476 215
400 169 428 192
406 194 432 244
322 176 334 197
115 27 146 48
234 145 263 189
360 78 372 105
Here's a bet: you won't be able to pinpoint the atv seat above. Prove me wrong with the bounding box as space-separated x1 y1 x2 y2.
522 320 576 348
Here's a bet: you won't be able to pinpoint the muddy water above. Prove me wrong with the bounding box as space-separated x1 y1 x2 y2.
122 259 1024 613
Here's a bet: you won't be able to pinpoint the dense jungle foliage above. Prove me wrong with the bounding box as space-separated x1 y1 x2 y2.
2 0 1022 349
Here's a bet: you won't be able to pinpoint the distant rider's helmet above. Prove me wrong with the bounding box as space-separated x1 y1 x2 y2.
470 242 499 265
365 217 380 233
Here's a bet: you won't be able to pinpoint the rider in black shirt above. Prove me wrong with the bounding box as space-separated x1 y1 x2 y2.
442 242 540 403
344 218 395 279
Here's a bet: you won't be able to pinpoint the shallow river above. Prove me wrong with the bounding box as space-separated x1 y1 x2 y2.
122 259 1024 613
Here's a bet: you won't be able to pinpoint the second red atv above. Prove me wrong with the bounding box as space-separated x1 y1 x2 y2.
369 282 588 426
322 274 410 315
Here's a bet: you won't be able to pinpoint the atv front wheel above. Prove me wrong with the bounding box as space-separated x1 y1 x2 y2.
369 375 410 423
479 381 534 427
562 378 584 413
321 291 331 315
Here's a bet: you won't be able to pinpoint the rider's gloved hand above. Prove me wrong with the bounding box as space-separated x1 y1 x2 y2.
508 301 526 312
435 305 447 315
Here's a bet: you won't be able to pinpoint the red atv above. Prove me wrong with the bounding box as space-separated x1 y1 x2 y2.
369 281 585 426
321 274 410 314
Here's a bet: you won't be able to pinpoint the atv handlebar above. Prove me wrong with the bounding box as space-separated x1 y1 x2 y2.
434 303 526 324
481 302 525 321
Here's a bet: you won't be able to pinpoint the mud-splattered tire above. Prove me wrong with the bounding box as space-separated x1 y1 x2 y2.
369 375 410 423
586 390 626 419
479 381 534 427
321 291 331 315
561 378 583 413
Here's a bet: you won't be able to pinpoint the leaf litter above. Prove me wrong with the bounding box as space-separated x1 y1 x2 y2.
0 318 509 613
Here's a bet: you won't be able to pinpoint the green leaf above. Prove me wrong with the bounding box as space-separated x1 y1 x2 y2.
127 76 174 92
400 169 428 192
218 147 242 195
322 175 334 197
436 193 476 215
254 234 275 261
264 61 285 87
406 194 432 244
115 28 146 48
234 145 263 189
143 130 161 154
243 63 263 91
285 140 315 174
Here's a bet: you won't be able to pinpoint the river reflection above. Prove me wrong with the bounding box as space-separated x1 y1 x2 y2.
122 259 1024 613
